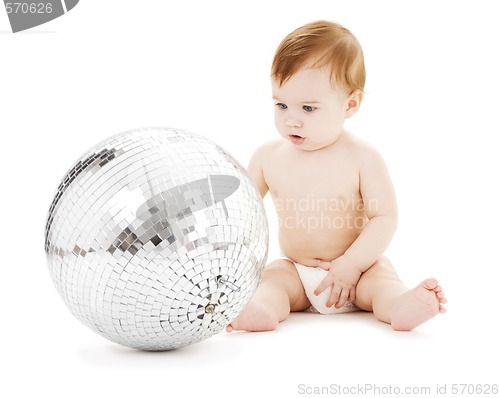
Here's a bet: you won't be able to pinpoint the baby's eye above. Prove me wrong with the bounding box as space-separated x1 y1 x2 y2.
303 105 315 113
276 103 288 110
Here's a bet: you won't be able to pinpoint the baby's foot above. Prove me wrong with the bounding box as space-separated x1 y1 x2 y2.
391 278 447 331
226 301 278 333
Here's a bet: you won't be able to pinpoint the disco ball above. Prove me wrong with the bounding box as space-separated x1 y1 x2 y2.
44 127 268 350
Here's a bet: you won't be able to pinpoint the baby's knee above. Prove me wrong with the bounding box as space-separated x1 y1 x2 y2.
263 259 297 280
363 257 398 280
261 259 304 294
354 258 401 310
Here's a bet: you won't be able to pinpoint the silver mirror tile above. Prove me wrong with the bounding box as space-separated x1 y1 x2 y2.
45 127 268 350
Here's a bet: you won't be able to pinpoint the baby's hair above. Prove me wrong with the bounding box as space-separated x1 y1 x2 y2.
272 20 366 93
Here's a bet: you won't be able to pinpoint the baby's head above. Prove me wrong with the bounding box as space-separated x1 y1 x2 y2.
272 20 365 94
271 21 366 151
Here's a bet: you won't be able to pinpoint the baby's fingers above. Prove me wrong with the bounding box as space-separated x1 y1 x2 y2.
314 259 331 271
334 287 351 309
326 285 343 308
349 286 356 303
314 273 334 296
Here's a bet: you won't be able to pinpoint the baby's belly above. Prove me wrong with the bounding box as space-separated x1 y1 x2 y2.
277 209 366 267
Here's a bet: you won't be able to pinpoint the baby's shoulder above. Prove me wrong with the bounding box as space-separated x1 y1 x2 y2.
251 139 285 159
341 134 384 164
248 139 283 172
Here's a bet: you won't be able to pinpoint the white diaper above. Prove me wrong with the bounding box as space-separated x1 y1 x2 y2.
292 261 359 315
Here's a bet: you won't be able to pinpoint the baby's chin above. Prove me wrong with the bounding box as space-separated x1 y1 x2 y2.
300 139 339 152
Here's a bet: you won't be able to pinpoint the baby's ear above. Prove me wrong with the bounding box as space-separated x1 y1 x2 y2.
345 90 363 118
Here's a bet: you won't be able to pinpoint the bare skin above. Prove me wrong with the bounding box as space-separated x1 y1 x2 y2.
226 67 446 333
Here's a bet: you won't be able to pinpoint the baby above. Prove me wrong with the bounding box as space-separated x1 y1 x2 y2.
226 20 446 332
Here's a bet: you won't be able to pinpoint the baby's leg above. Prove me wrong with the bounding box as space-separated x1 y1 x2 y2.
226 259 310 332
354 257 446 331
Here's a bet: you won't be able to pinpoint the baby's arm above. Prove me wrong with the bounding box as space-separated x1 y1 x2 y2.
344 146 398 270
247 142 271 198
315 146 398 307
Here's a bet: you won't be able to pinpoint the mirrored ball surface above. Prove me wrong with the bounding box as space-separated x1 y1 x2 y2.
45 127 268 350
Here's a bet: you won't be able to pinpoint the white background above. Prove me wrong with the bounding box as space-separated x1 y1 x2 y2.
1 1 499 397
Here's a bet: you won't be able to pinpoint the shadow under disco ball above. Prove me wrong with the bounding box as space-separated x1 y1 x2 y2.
44 127 268 350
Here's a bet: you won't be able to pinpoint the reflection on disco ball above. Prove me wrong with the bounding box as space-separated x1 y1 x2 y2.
44 127 268 350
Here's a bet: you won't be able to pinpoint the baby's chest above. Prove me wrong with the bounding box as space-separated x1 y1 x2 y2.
264 159 360 205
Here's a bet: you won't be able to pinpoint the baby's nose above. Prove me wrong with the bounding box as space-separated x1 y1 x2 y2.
285 117 302 128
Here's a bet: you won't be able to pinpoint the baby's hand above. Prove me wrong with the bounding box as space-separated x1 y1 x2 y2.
313 255 362 309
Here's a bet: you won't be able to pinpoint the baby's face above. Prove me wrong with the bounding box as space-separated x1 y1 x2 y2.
272 67 352 151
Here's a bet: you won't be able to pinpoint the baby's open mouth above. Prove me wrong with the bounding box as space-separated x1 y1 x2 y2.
289 134 305 145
